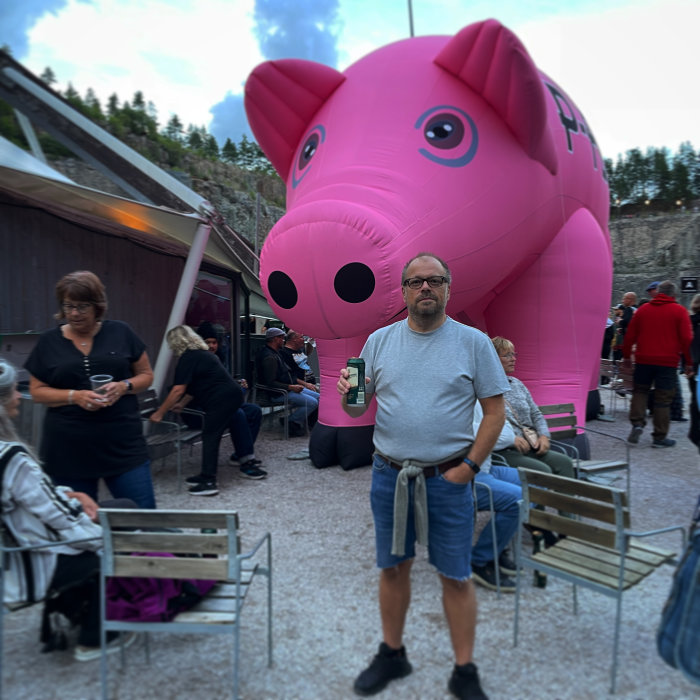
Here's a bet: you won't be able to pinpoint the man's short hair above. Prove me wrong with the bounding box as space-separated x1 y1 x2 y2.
401 252 452 285
657 280 676 296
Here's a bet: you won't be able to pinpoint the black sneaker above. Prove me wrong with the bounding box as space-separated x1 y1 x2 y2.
229 456 263 467
448 662 488 700
185 473 209 485
652 438 676 448
188 481 218 496
497 549 518 576
239 461 267 480
627 426 643 444
471 563 516 593
353 642 412 696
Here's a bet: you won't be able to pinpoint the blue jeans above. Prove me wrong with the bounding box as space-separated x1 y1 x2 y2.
58 460 156 509
472 466 522 566
370 455 474 580
230 403 263 462
272 388 319 426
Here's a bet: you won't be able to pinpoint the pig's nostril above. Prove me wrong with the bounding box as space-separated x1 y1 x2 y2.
334 263 375 303
268 271 298 309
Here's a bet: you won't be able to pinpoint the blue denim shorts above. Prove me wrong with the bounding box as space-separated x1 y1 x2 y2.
370 454 474 580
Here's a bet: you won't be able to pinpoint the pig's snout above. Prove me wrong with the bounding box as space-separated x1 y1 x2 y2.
259 203 398 338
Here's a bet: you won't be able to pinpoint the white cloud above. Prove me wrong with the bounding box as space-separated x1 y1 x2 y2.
25 0 262 127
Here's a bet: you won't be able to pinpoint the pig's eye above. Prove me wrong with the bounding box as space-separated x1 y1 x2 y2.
424 114 464 150
292 124 326 189
299 134 319 169
415 106 478 167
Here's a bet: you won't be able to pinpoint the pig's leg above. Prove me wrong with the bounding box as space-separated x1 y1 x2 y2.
309 335 376 469
484 207 612 423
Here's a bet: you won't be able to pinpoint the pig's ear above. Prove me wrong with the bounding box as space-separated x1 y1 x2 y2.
245 59 346 178
434 19 558 175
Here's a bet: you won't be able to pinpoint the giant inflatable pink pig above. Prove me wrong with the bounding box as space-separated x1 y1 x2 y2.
245 18 611 469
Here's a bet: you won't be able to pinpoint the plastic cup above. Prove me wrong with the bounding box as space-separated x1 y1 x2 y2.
89 374 113 398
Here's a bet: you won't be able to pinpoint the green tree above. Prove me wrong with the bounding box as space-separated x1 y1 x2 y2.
63 82 84 111
650 147 671 203
186 124 204 150
202 134 219 159
83 87 103 122
106 93 120 116
40 67 56 86
221 137 238 163
164 114 184 142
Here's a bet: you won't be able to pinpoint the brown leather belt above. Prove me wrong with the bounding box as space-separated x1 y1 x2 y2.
386 456 464 478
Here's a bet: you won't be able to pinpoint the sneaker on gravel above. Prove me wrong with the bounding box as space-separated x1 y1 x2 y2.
471 563 516 593
185 473 209 485
188 481 219 496
627 426 643 444
652 438 676 448
448 662 488 700
229 456 263 467
353 642 412 696
74 632 137 662
239 462 267 479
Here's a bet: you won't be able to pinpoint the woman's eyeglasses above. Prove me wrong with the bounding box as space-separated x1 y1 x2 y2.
61 303 93 314
500 352 517 359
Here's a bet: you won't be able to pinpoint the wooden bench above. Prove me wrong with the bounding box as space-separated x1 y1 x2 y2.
538 403 631 496
98 508 272 700
513 468 685 694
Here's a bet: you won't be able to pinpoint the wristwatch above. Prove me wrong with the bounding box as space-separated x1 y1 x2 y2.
122 379 133 392
464 457 480 474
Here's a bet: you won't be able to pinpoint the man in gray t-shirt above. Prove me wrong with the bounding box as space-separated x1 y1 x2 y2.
338 253 508 700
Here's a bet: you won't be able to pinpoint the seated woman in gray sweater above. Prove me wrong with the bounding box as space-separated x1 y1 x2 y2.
490 337 575 479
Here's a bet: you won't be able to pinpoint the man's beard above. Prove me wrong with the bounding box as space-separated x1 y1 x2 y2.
408 293 445 319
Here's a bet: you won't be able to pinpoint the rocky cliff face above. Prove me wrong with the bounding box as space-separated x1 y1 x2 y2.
48 151 286 252
609 212 700 306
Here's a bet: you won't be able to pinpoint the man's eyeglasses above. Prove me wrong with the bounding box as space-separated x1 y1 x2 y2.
402 276 448 290
62 303 93 314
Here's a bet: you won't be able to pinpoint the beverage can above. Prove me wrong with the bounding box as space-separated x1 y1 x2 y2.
346 357 365 405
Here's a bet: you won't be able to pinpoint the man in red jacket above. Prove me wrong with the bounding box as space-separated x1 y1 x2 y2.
622 280 694 447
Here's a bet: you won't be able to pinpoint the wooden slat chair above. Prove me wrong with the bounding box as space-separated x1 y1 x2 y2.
137 389 203 489
513 468 685 693
538 403 631 496
0 530 101 700
98 509 272 700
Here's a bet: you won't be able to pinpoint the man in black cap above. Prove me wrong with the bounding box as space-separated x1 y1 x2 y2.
257 328 319 437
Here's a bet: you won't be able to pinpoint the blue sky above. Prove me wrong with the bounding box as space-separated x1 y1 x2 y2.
2 0 698 161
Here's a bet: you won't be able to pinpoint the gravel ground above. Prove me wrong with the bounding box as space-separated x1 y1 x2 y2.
4 386 700 700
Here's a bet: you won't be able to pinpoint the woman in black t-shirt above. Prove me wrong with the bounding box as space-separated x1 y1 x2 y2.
150 325 243 497
24 271 156 508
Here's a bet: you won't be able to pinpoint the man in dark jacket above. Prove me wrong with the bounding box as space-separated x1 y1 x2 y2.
257 328 319 437
622 281 694 448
